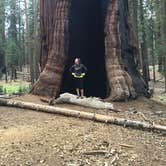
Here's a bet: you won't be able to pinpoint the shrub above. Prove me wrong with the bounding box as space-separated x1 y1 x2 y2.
0 86 3 94
3 88 7 94
18 85 29 94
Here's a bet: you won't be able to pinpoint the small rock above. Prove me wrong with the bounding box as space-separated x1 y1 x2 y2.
52 144 58 147
110 148 116 155
25 161 33 166
121 153 128 157
40 160 45 164
59 154 64 158
103 162 109 166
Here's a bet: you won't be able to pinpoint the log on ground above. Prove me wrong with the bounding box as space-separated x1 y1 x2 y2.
0 98 166 132
52 93 116 111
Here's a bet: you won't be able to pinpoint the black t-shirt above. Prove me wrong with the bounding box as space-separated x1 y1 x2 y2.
70 64 87 77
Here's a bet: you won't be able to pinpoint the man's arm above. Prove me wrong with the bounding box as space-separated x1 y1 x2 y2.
70 65 77 77
69 65 74 73
82 64 87 74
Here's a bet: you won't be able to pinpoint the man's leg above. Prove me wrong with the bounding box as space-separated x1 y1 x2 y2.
80 89 84 98
76 88 80 98
80 78 84 98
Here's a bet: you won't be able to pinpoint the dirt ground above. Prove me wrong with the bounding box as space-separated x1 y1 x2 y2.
0 94 166 166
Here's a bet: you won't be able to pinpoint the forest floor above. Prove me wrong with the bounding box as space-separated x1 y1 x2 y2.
0 70 166 166
0 94 166 165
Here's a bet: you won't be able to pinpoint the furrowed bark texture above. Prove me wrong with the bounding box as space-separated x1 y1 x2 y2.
104 0 137 100
31 0 148 101
32 0 69 97
40 0 56 70
118 0 148 95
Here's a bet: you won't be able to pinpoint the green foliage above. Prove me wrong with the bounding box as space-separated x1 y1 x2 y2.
0 85 3 94
0 70 2 79
0 82 29 94
5 39 19 67
18 85 29 94
3 88 7 94
0 0 40 82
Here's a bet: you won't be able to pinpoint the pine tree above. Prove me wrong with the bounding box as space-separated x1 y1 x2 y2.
139 0 150 86
0 0 6 78
160 0 166 91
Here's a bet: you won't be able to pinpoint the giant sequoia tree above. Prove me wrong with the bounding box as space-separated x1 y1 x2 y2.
31 0 149 101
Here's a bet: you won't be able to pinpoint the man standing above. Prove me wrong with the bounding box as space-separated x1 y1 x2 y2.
70 58 87 98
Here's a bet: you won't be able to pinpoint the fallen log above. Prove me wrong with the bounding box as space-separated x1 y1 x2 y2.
50 93 117 112
0 98 166 132
0 95 17 99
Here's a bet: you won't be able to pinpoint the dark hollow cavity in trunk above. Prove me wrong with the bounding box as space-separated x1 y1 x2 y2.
61 0 107 98
31 0 148 101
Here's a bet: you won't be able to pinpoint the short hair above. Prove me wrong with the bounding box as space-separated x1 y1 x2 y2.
75 58 81 63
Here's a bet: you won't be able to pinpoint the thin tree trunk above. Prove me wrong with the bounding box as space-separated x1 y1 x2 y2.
152 33 156 82
33 0 39 81
18 0 22 71
0 0 6 80
139 0 149 87
161 0 166 91
155 0 163 73
22 25 27 65
149 2 156 83
24 0 34 85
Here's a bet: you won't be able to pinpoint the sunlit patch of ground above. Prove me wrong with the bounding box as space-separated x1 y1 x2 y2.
0 106 165 166
0 126 35 145
149 66 166 104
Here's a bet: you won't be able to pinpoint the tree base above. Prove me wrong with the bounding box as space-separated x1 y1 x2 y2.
31 0 148 101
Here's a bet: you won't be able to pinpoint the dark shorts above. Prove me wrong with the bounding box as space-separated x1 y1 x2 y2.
74 78 84 89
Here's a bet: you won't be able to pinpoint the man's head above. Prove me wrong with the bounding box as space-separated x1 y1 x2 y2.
74 58 81 65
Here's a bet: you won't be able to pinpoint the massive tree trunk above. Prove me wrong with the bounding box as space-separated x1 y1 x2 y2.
31 0 69 97
31 0 148 101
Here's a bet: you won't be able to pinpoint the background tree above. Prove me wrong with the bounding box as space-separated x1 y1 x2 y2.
0 0 40 82
160 0 166 91
24 0 34 84
0 0 6 79
5 0 19 81
139 0 150 86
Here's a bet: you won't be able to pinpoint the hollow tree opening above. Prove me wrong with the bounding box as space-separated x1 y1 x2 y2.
61 0 107 98
31 0 148 101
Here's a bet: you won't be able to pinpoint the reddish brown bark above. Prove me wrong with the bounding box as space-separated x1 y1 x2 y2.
31 0 147 101
31 0 69 97
104 0 136 100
